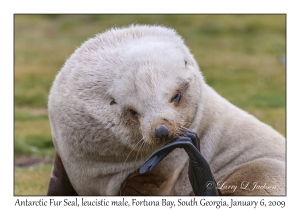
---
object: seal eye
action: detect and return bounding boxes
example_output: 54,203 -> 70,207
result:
171,92 -> 181,103
129,109 -> 139,117
184,60 -> 187,65
110,100 -> 116,105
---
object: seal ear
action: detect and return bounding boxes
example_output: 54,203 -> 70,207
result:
47,153 -> 78,196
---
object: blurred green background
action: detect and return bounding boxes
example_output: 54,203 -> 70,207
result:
14,14 -> 286,195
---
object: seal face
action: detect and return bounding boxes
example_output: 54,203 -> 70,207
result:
48,24 -> 285,196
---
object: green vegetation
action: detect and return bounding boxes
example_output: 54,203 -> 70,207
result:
14,164 -> 52,195
14,14 -> 286,195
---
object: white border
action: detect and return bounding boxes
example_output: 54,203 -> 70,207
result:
3,0 -> 299,209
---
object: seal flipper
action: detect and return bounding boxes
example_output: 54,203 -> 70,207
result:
139,132 -> 219,196
184,130 -> 199,150
139,147 -> 174,174
139,137 -> 192,174
47,153 -> 78,196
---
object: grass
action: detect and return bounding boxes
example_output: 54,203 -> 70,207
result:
14,14 -> 286,195
14,165 -> 52,195
14,107 -> 53,157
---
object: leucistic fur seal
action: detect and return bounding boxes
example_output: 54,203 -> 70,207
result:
47,24 -> 285,196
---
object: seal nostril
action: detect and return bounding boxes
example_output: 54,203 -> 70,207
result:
154,124 -> 169,139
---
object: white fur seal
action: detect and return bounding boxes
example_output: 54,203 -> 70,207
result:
47,24 -> 285,196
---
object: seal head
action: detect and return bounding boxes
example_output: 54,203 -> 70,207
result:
48,25 -> 204,195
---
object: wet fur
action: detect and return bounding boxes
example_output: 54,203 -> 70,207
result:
48,25 -> 285,195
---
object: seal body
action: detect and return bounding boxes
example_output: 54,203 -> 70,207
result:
48,25 -> 285,195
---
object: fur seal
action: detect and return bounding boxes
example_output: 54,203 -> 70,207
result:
47,24 -> 285,196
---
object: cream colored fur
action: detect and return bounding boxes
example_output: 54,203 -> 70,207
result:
48,24 -> 285,195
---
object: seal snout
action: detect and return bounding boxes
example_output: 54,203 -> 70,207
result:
154,124 -> 170,140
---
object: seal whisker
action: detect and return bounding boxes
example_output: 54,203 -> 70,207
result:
121,138 -> 144,174
135,139 -> 144,162
142,141 -> 154,161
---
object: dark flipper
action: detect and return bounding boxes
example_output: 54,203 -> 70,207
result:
139,132 -> 219,196
47,153 -> 78,196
